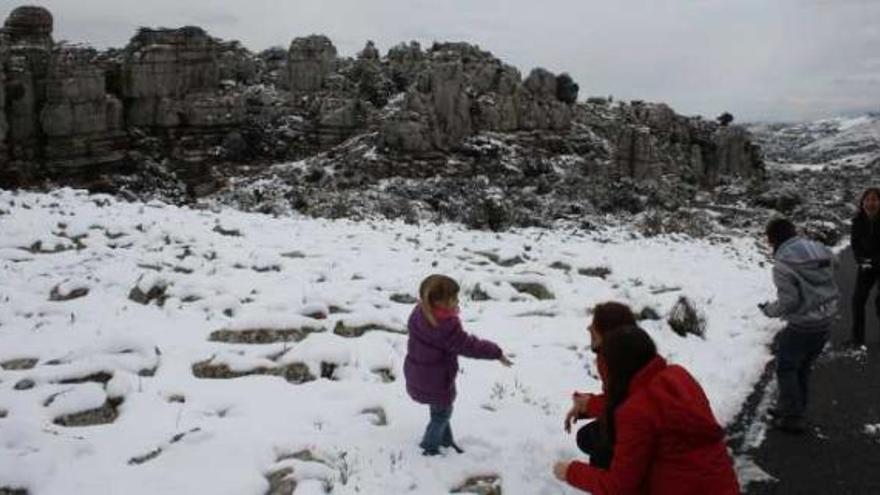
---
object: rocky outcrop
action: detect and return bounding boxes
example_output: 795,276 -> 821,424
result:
386,41 -> 426,92
0,42 -> 8,169
381,43 -> 576,153
122,27 -> 225,127
286,35 -> 336,92
1,7 -> 125,180
0,5 -> 768,229
358,40 -> 379,61
593,101 -> 763,186
3,5 -> 54,164
41,46 -> 126,172
3,5 -> 51,42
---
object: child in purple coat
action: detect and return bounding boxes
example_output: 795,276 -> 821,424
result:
404,274 -> 512,456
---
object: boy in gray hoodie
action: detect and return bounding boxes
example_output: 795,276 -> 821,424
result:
760,218 -> 839,434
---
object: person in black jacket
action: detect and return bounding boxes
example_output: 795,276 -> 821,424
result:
850,187 -> 880,346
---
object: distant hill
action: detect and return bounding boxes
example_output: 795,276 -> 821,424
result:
748,114 -> 880,168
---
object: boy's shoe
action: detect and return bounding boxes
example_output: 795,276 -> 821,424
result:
770,416 -> 807,435
444,441 -> 465,454
422,448 -> 441,456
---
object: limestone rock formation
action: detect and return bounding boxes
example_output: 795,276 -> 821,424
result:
286,35 -> 337,92
598,101 -> 763,186
41,46 -> 126,172
358,40 -> 379,61
381,43 -> 576,153
0,4 -> 769,230
1,6 -> 128,179
3,5 -> 54,163
0,41 -> 8,168
3,5 -> 52,42
122,26 -> 224,127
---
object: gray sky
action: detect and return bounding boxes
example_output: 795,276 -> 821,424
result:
6,0 -> 880,121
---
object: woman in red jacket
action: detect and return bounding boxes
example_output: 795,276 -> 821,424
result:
564,302 -> 636,468
554,325 -> 739,495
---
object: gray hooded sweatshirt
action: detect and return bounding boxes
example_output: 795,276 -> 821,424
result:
764,236 -> 839,330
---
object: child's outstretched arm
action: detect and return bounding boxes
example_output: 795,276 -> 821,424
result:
441,319 -> 503,360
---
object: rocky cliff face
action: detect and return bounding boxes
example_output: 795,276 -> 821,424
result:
380,43 -> 574,152
600,101 -> 761,185
0,5 -> 766,230
122,27 -> 225,128
3,6 -> 54,168
2,7 -> 126,182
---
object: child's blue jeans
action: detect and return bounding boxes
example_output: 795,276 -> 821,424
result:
419,404 -> 454,452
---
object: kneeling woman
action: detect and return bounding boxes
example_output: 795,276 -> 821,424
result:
554,325 -> 739,495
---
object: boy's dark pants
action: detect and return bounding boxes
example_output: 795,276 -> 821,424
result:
852,266 -> 880,345
576,420 -> 612,469
774,326 -> 829,419
420,405 -> 454,451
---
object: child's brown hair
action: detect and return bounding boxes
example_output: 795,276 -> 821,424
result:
419,274 -> 460,327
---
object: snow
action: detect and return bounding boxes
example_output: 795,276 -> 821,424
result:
751,114 -> 880,168
0,188 -> 778,494
837,116 -> 873,132
865,424 -> 880,440
801,116 -> 880,156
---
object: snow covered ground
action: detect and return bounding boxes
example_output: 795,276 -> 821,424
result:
0,189 -> 778,494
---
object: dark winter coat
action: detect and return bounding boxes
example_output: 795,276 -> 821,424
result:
404,306 -> 502,407
565,356 -> 739,495
851,213 -> 880,267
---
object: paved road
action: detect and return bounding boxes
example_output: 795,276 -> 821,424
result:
740,247 -> 880,494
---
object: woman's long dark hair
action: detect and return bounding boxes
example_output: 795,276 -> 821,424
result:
591,302 -> 637,338
600,325 -> 658,446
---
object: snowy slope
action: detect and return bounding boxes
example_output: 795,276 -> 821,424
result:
0,189 -> 777,495
749,114 -> 880,168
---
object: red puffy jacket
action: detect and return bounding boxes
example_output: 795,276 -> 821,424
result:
566,356 -> 739,495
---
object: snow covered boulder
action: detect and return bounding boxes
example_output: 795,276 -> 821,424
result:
510,281 -> 555,300
49,280 -> 90,301
1,358 -> 37,370
451,475 -> 502,495
128,273 -> 169,306
667,296 -> 707,338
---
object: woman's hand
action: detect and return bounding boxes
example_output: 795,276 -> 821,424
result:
564,405 -> 578,433
564,394 -> 592,433
553,460 -> 571,481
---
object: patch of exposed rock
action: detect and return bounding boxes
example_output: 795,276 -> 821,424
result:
510,281 -> 555,300
451,475 -> 502,495
208,327 -> 321,344
53,397 -> 122,427
1,358 -> 37,370
332,321 -> 404,338
192,359 -> 314,384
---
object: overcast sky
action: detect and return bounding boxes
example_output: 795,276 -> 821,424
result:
6,0 -> 880,121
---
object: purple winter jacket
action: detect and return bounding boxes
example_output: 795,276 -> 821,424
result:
404,306 -> 503,406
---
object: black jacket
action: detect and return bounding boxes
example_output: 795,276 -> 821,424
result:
851,214 -> 880,266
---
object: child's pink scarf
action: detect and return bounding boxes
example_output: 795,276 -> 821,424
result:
431,306 -> 460,322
